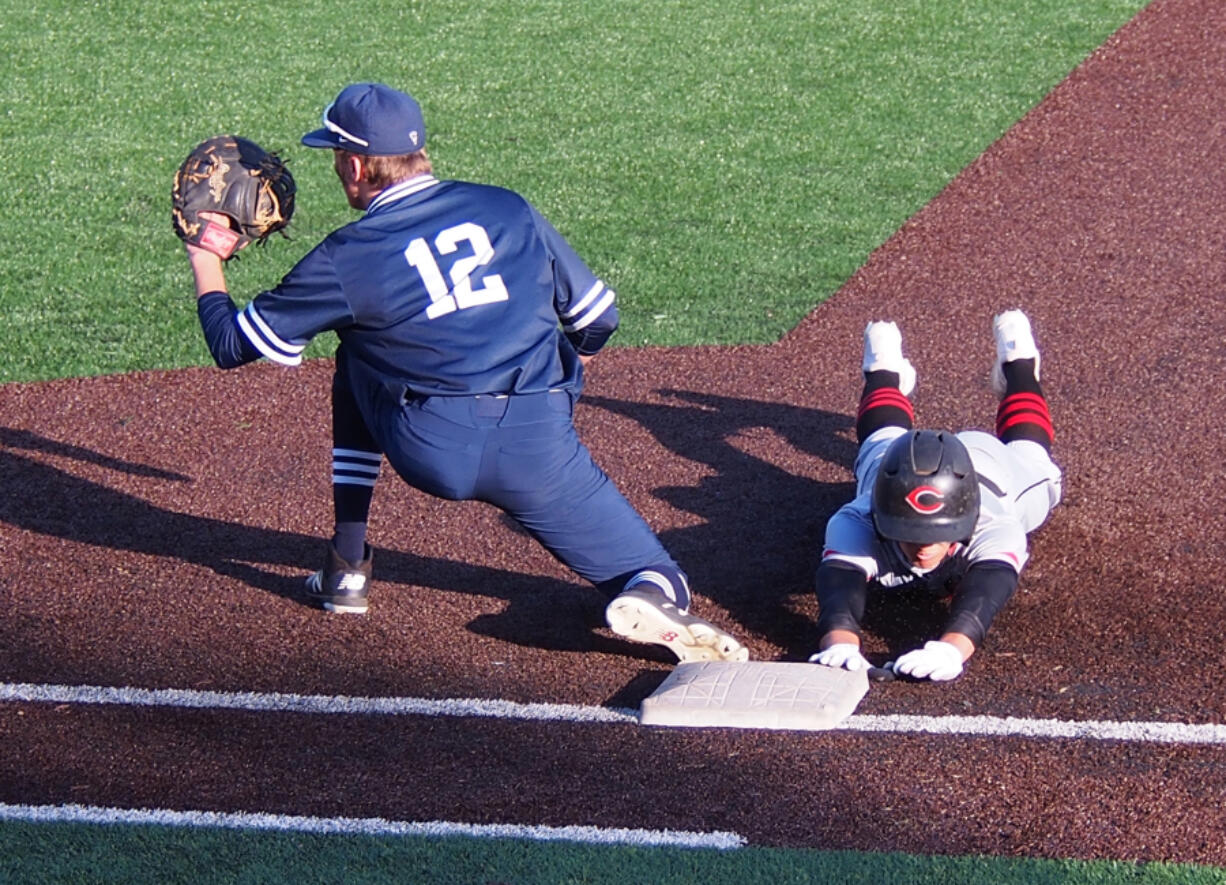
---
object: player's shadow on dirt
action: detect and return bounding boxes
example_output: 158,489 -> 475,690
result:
0,427 -> 192,482
0,433 -> 649,660
582,390 -> 858,659
0,403 -> 876,666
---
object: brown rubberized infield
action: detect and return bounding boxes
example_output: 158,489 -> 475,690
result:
3,0 -> 1226,865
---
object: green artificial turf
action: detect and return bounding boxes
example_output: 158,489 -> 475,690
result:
0,0 -> 1145,381
3,820 -> 1224,885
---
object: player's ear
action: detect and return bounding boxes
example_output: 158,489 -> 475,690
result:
334,150 -> 364,186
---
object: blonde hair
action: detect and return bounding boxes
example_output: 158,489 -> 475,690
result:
341,149 -> 432,190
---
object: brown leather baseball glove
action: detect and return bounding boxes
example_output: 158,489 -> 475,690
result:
171,135 -> 295,259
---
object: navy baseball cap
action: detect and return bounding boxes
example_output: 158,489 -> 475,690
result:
301,83 -> 426,155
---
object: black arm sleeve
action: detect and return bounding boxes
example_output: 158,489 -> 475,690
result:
815,559 -> 871,638
197,290 -> 263,369
943,561 -> 1020,648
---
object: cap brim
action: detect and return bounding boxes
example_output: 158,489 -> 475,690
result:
301,128 -> 342,148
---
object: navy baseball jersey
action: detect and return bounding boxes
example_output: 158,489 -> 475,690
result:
206,174 -> 618,397
194,170 -> 689,597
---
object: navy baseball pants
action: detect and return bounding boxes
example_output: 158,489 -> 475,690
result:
337,359 -> 684,600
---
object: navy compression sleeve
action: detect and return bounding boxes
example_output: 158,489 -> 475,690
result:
197,290 -> 263,369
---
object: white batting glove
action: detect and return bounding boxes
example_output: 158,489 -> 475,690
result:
892,640 -> 965,681
808,643 -> 870,672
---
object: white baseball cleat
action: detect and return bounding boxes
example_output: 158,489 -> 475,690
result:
605,587 -> 749,664
862,321 -> 916,396
990,309 -> 1041,396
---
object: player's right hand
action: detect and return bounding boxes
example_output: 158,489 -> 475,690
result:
808,642 -> 870,672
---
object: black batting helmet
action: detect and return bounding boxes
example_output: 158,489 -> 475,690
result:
872,430 -> 980,544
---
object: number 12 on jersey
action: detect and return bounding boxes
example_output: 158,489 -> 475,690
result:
405,222 -> 510,320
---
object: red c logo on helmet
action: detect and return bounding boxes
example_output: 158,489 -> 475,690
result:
905,485 -> 945,514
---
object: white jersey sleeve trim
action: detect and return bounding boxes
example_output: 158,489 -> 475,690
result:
237,304 -> 307,367
821,550 -> 878,580
560,280 -> 604,320
563,288 -> 616,333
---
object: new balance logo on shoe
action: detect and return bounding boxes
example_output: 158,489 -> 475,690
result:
303,541 -> 373,614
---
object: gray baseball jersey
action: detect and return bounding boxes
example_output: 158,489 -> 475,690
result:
822,427 -> 1063,588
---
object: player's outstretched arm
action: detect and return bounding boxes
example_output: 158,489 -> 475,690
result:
893,561 -> 1020,681
943,561 -> 1020,647
184,212 -> 265,370
811,560 -> 871,670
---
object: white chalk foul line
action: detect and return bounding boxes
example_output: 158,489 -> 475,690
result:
3,681 -> 1226,746
841,714 -> 1226,745
0,681 -> 636,724
0,802 -> 745,850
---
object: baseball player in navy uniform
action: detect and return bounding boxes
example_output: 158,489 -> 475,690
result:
181,82 -> 748,664
810,310 -> 1062,681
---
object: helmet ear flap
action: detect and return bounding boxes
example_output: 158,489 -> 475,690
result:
872,430 -> 980,543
